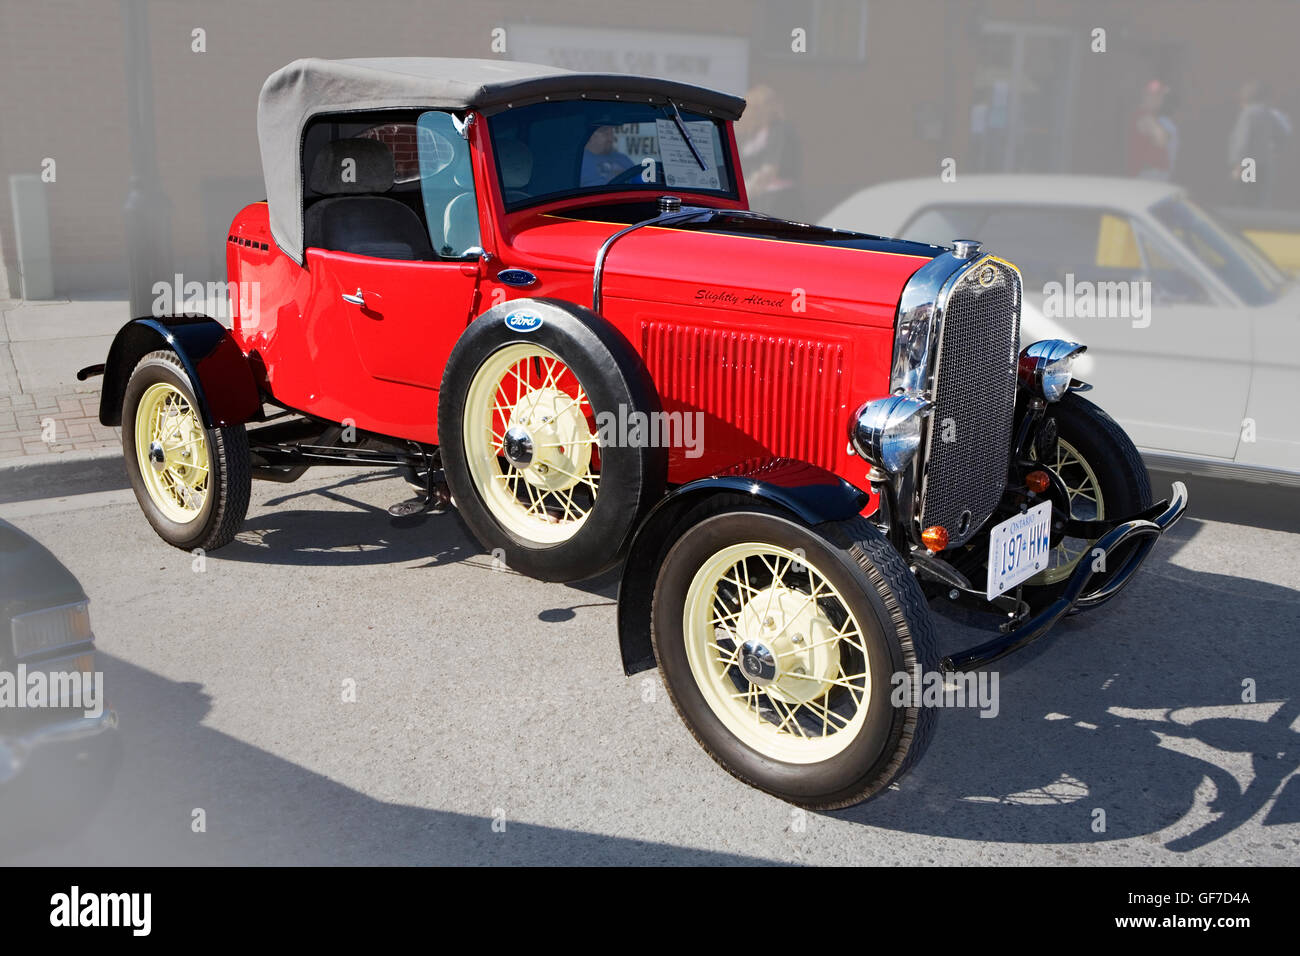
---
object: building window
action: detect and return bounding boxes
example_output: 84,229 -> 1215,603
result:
759,0 -> 869,62
358,122 -> 440,184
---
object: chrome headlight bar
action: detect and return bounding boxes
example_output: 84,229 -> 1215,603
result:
1018,339 -> 1086,402
849,395 -> 933,474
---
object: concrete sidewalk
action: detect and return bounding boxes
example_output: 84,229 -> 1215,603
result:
0,297 -> 129,463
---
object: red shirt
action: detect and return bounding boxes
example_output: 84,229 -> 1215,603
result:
1127,110 -> 1169,176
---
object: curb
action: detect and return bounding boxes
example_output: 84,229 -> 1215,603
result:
0,447 -> 128,504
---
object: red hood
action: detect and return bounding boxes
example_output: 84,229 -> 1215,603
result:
505,202 -> 940,330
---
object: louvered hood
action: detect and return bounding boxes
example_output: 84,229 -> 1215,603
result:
586,212 -> 941,477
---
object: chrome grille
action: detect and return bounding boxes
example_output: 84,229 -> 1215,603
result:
919,258 -> 1021,546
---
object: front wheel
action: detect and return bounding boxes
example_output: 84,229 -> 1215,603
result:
651,502 -> 940,808
1021,393 -> 1153,609
122,350 -> 250,551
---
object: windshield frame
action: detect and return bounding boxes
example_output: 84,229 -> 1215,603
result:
486,98 -> 741,213
1148,195 -> 1288,306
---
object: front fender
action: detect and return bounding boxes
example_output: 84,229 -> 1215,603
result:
616,458 -> 870,675
97,316 -> 260,428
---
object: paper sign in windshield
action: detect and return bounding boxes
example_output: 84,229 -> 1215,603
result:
654,118 -> 721,191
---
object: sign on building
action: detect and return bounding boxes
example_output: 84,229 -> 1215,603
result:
507,24 -> 749,96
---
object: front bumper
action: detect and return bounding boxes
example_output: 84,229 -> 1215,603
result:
0,708 -> 119,786
942,481 -> 1189,672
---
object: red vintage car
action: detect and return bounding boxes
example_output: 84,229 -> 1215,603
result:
84,58 -> 1186,808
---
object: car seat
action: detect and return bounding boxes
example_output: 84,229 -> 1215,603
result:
304,138 -> 434,260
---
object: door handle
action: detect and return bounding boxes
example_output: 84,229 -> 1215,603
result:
341,288 -> 366,306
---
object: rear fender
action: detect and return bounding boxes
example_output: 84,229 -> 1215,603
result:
97,316 -> 261,428
616,458 -> 870,675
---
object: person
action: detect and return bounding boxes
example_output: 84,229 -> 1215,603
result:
738,85 -> 803,220
1265,84 -> 1294,141
1227,81 -> 1291,206
580,126 -> 634,186
1126,79 -> 1172,180
1157,88 -> 1181,180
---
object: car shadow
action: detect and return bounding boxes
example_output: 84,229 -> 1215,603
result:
832,517 -> 1300,852
222,509 -> 477,569
180,470 -> 1298,854
3,652 -> 776,865
536,567 -> 621,622
228,471 -> 629,610
219,471 -> 478,569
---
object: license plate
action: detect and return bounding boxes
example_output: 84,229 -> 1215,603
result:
986,501 -> 1053,599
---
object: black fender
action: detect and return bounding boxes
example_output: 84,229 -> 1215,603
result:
94,316 -> 261,428
616,457 -> 871,675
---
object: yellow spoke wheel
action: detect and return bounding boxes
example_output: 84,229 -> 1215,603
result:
1030,437 -> 1105,585
134,381 -> 212,524
650,504 -> 940,808
683,542 -> 872,763
462,343 -> 599,545
1015,394 -> 1153,611
123,349 -> 250,552
439,301 -> 666,581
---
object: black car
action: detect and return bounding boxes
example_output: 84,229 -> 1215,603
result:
0,519 -> 119,856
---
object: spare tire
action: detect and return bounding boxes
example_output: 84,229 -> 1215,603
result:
438,299 -> 666,582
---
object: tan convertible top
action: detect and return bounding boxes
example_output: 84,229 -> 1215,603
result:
258,57 -> 747,263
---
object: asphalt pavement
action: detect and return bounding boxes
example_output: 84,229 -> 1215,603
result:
2,465 -> 1297,865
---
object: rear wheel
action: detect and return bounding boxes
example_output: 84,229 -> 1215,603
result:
122,350 -> 250,551
651,501 -> 940,808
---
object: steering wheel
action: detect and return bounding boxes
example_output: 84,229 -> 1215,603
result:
606,162 -> 659,187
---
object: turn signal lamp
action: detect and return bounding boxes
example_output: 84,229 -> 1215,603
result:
921,525 -> 949,552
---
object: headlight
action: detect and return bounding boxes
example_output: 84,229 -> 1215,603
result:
1018,339 -> 1086,402
850,395 -> 932,473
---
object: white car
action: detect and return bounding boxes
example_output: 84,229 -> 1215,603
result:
822,175 -> 1300,485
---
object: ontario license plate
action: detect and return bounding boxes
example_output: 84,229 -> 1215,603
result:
986,501 -> 1053,599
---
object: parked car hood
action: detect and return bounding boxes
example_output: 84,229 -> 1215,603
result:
0,520 -> 86,623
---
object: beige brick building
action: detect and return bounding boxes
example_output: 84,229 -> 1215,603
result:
1,0 -> 1296,298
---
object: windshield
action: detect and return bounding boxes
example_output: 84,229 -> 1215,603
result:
486,99 -> 736,211
1150,196 -> 1288,305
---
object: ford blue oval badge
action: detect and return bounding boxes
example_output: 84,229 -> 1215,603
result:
504,309 -> 543,333
497,268 -> 537,288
